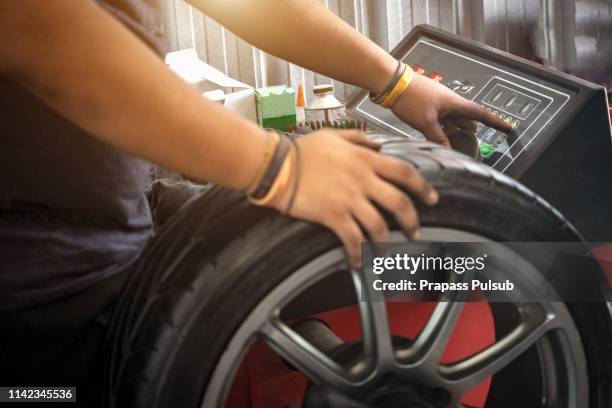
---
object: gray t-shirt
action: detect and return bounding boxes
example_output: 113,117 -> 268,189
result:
0,0 -> 168,310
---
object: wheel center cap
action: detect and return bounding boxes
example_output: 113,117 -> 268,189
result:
374,390 -> 435,408
370,382 -> 453,408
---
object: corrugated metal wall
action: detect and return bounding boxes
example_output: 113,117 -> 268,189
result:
163,0 -> 611,101
164,0 -> 470,101
535,0 -> 612,87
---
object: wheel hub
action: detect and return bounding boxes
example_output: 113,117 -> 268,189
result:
369,385 -> 446,408
303,378 -> 450,408
302,336 -> 452,408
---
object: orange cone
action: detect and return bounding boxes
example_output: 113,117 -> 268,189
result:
296,83 -> 306,126
296,83 -> 306,108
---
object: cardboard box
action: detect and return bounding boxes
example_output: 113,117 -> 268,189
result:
255,86 -> 296,131
224,89 -> 257,123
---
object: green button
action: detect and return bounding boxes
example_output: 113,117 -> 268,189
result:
480,143 -> 495,158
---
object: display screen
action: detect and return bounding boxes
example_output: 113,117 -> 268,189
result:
480,84 -> 540,120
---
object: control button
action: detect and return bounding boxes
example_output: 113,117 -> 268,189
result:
498,113 -> 505,120
413,65 -> 426,75
429,72 -> 445,82
481,127 -> 497,143
511,120 -> 519,129
480,143 -> 495,158
504,117 -> 512,125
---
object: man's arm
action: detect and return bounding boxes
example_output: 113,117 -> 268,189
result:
187,0 -> 397,96
0,0 -> 437,266
189,0 -> 511,145
0,0 -> 267,191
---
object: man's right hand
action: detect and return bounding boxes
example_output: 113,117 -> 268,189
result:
271,129 -> 439,267
392,73 -> 512,146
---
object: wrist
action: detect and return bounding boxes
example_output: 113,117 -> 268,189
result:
251,144 -> 295,209
370,63 -> 415,109
248,136 -> 300,213
247,133 -> 292,200
370,55 -> 401,95
244,131 -> 278,193
234,129 -> 274,192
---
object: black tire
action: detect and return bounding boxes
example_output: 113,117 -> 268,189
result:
104,137 -> 612,408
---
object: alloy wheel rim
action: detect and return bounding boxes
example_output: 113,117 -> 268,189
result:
202,228 -> 588,408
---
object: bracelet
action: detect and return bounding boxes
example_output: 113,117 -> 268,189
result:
284,138 -> 302,214
245,132 -> 278,193
248,134 -> 292,201
248,139 -> 295,207
380,64 -> 414,109
369,60 -> 405,105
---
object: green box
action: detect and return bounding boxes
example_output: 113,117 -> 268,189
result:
255,85 -> 296,131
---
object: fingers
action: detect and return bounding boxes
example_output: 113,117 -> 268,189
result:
337,130 -> 381,150
366,178 -> 420,239
442,122 -> 462,136
328,215 -> 365,267
456,100 -> 512,132
443,117 -> 477,132
423,123 -> 451,147
351,199 -> 389,242
373,155 -> 439,206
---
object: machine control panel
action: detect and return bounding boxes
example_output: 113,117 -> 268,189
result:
349,24 -> 612,241
351,34 -> 576,175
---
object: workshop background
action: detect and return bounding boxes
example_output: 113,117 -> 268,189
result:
163,0 -> 612,101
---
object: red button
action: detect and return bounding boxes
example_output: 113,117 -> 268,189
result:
429,72 -> 445,82
412,65 -> 426,75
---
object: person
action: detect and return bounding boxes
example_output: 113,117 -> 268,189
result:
0,0 -> 510,405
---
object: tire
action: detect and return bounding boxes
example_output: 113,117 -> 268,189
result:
104,136 -> 612,408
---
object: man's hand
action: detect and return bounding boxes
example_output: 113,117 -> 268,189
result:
272,129 -> 439,267
392,73 -> 512,146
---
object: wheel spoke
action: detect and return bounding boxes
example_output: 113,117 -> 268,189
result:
398,271 -> 469,366
351,267 -> 394,368
441,303 -> 556,394
261,319 -> 361,393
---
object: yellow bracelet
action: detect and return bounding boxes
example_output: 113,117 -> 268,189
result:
248,143 -> 295,207
245,132 -> 279,194
380,64 -> 414,109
